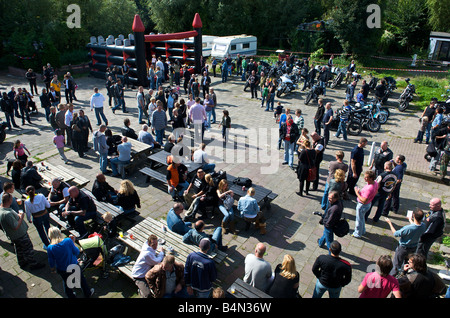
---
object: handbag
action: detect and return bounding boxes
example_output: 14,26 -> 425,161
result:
305,150 -> 316,182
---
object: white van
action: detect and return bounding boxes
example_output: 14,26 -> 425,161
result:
211,35 -> 258,58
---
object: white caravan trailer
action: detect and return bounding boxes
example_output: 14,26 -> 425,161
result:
211,35 -> 258,58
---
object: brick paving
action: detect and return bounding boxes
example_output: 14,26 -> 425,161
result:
0,70 -> 448,299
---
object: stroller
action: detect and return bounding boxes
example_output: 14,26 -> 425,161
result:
78,234 -> 109,277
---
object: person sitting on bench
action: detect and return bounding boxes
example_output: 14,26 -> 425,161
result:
62,186 -> 97,239
48,178 -> 70,216
237,187 -> 266,234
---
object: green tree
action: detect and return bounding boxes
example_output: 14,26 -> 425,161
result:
328,0 -> 384,55
426,0 -> 450,32
384,0 -> 429,53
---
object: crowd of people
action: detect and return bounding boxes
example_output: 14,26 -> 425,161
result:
0,54 -> 449,300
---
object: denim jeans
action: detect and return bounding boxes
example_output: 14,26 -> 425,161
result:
284,140 -> 295,168
110,157 -> 130,176
219,205 -> 234,223
265,93 -> 275,111
113,97 -> 126,112
32,213 -> 51,247
335,121 -> 348,140
67,206 -> 96,237
168,181 -> 189,199
353,202 -> 371,237
206,111 -> 212,128
155,129 -> 165,145
319,80 -> 327,95
99,152 -> 108,173
138,106 -> 144,123
366,192 -> 388,222
318,226 -> 334,252
94,107 -> 108,125
321,182 -> 330,211
312,279 -> 342,298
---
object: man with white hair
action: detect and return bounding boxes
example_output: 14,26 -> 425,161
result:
138,124 -> 160,149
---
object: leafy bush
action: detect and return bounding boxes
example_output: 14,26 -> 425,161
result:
310,48 -> 324,60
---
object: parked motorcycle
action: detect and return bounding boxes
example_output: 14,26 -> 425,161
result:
368,74 -> 378,91
330,67 -> 346,89
304,81 -> 324,105
347,105 -> 382,135
398,78 -> 415,112
382,77 -> 397,104
276,73 -> 298,97
0,120 -> 7,144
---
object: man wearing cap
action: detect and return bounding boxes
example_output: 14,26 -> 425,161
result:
184,238 -> 217,298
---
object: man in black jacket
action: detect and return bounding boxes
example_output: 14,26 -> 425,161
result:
312,241 -> 352,298
25,69 -> 38,95
417,198 -> 446,258
1,92 -> 19,129
314,98 -> 325,135
318,191 -> 343,251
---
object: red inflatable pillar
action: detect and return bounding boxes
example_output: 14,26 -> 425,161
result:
192,13 -> 203,74
132,14 -> 148,87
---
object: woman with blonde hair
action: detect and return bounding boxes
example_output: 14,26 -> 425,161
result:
216,179 -> 236,234
268,254 -> 300,298
47,227 -> 94,298
24,185 -> 51,249
116,180 -> 141,215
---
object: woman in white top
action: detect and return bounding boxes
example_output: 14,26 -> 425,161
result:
24,185 -> 51,248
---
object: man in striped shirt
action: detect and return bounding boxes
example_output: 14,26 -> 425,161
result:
335,100 -> 352,141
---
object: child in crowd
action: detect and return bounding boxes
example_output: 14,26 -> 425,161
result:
274,102 -> 284,123
53,129 -> 68,164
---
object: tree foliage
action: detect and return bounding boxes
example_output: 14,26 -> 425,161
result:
426,0 -> 450,33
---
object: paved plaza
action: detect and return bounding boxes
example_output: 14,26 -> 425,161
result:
0,69 -> 449,299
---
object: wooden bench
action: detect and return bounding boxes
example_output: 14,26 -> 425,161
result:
48,211 -> 80,238
140,167 -> 167,184
118,217 -> 227,267
55,165 -> 90,188
227,278 -> 272,298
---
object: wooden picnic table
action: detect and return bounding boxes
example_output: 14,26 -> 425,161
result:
38,161 -> 90,189
80,188 -> 124,221
147,150 -> 202,174
227,278 -> 272,298
225,174 -> 277,210
118,217 -> 226,265
128,138 -> 154,160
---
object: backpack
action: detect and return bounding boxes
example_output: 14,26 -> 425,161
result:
233,177 -> 252,188
333,219 -> 349,237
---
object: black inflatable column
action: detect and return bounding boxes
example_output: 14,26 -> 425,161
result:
132,14 -> 148,87
192,13 -> 203,74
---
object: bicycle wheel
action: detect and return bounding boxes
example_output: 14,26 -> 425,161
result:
347,120 -> 362,136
